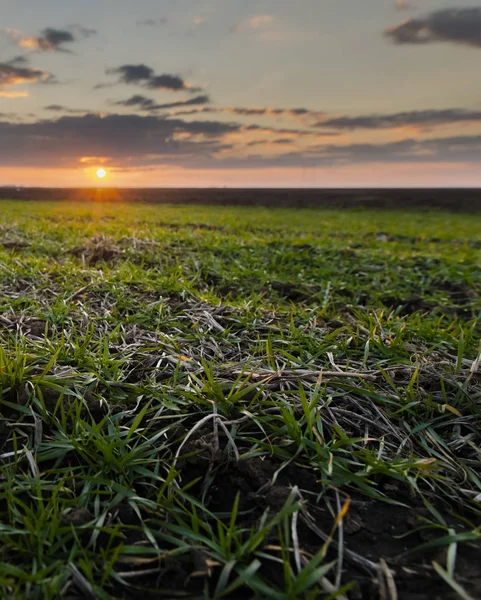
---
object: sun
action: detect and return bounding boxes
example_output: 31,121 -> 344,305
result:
96,168 -> 107,179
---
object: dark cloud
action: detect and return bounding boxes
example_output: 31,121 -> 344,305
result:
166,109 -> 336,138
229,107 -> 276,116
385,8 -> 481,48
0,113 -> 240,167
114,94 -> 210,111
158,96 -> 208,110
114,95 -> 157,109
147,74 -> 198,92
42,28 -> 74,49
0,61 -> 53,88
315,135 -> 481,164
107,64 -> 154,83
170,106 -> 321,121
1,111 -> 478,170
247,138 -> 293,147
317,108 -> 481,130
244,124 -> 339,138
106,64 -> 200,92
171,107 -> 216,116
207,135 -> 481,169
6,55 -> 29,66
93,82 -> 116,90
4,25 -> 96,53
44,105 -> 88,114
223,106 -> 313,117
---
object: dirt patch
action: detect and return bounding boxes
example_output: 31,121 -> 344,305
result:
157,222 -> 226,232
105,448 -> 481,599
0,316 -> 54,339
266,281 -> 317,303
61,507 -> 93,527
381,277 -> 478,318
201,276 -> 321,303
69,236 -> 122,265
431,278 -> 476,306
381,294 -> 435,315
2,385 -> 108,425
0,238 -> 31,250
171,419 -> 481,598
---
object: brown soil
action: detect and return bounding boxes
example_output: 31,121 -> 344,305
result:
57,434 -> 479,600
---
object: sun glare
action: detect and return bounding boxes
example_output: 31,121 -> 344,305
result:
96,168 -> 107,179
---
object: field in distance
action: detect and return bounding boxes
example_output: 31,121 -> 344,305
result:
0,199 -> 480,599
1,187 -> 481,211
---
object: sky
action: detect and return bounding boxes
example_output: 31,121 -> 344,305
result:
0,0 -> 480,187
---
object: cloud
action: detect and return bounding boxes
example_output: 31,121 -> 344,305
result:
107,64 -> 154,83
385,7 -> 481,48
231,14 -> 273,33
4,25 -> 96,53
247,138 -> 293,147
170,105 -> 322,123
106,64 -> 201,92
228,107 -> 285,116
114,94 -> 210,111
113,95 -> 156,110
166,113 -> 339,138
44,104 -> 88,114
171,105 -> 481,134
316,108 -> 481,130
229,106 -> 318,119
4,27 -> 74,53
6,55 -> 29,66
204,135 -> 481,169
243,125 -> 339,138
0,113 -> 240,168
4,28 -> 72,52
137,17 -> 168,27
0,90 -> 29,98
0,112 -> 479,170
313,135 -> 481,164
147,74 -> 198,92
0,60 -> 54,89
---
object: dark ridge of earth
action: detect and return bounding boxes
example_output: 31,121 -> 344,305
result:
0,187 -> 480,211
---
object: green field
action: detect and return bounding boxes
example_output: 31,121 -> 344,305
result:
0,200 -> 480,599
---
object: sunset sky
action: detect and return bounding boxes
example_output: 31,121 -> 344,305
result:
0,0 -> 480,187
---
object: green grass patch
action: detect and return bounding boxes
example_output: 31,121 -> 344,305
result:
0,200 -> 480,599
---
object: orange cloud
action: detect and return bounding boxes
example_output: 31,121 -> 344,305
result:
0,90 -> 28,97
0,61 -> 53,89
79,156 -> 111,165
5,29 -> 56,52
3,26 -> 85,53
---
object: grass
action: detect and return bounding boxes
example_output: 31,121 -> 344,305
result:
0,199 -> 480,599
